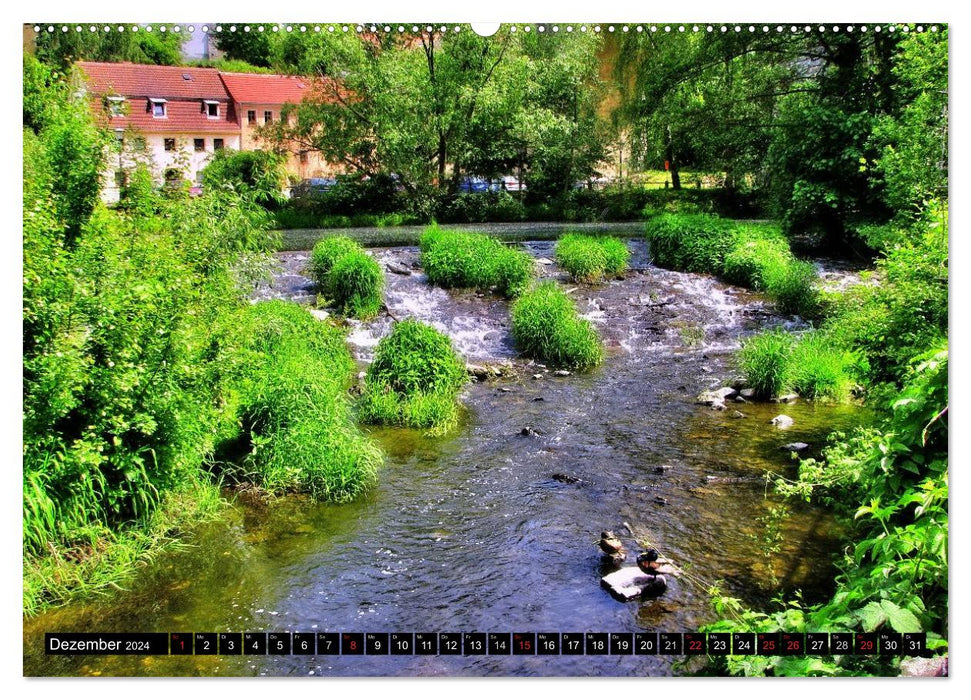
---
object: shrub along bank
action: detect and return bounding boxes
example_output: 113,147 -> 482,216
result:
645,213 -> 819,319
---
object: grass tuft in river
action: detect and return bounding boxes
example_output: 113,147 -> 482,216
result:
419,224 -> 534,298
309,236 -> 385,319
214,301 -> 383,500
511,281 -> 604,370
555,233 -> 631,283
358,319 -> 468,435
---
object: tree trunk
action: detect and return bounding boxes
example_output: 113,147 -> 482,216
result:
438,133 -> 447,186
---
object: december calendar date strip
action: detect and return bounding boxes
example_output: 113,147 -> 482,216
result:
44,632 -> 928,656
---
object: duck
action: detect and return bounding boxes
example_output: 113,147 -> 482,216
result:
636,548 -> 662,575
599,531 -> 625,555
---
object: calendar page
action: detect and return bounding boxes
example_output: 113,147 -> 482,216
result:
20,10 -> 949,681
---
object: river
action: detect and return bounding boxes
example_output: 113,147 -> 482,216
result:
24,233 -> 871,677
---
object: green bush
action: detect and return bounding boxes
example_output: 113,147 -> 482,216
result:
511,281 -> 603,369
739,329 -> 858,401
722,237 -> 792,290
201,149 -> 287,205
309,236 -> 384,319
788,332 -> 859,401
823,205 -> 948,384
645,213 -> 741,273
329,250 -> 385,319
419,225 -> 533,297
310,235 -> 360,284
765,259 -> 820,318
555,234 -> 630,283
221,301 -> 382,501
358,319 -> 467,434
738,329 -> 795,398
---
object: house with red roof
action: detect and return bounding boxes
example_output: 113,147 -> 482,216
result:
78,62 -> 241,201
219,71 -> 341,181
77,61 -> 342,201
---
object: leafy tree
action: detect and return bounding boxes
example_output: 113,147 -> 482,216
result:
34,25 -> 184,68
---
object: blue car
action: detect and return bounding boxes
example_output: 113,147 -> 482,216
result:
459,177 -> 500,193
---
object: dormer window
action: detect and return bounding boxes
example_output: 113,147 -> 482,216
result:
150,98 -> 167,118
107,96 -> 125,117
204,100 -> 219,119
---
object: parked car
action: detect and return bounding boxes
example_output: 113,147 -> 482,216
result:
458,177 -> 499,193
500,175 -> 526,192
290,177 -> 338,198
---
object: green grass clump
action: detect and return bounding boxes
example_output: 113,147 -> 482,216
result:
765,259 -> 819,318
329,250 -> 385,319
220,301 -> 383,501
739,328 -> 857,401
738,329 -> 796,398
309,236 -> 384,319
645,213 -> 741,272
358,319 -> 467,434
722,238 -> 793,290
511,281 -> 604,369
555,233 -> 630,283
419,224 -> 534,297
788,332 -> 859,401
310,235 -> 360,281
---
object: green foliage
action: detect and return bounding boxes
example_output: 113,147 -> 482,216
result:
555,234 -> 630,283
420,225 -> 534,298
328,250 -> 385,319
309,236 -> 385,319
738,329 -> 796,399
870,29 -> 949,219
722,237 -> 792,290
645,213 -> 740,273
824,204 -> 947,384
706,349 -> 948,676
510,282 -> 603,369
738,329 -> 858,402
201,149 -> 288,205
218,301 -> 383,500
358,320 -> 467,434
310,235 -> 361,282
35,24 -> 184,68
764,259 -> 820,318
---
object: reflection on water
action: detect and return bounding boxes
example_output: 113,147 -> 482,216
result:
24,233 -> 872,677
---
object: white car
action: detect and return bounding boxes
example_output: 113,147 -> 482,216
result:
501,175 -> 526,192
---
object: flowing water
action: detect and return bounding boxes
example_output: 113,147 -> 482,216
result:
24,233 -> 872,677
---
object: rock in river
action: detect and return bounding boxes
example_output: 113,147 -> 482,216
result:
781,442 -> 809,453
601,567 -> 668,601
771,414 -> 794,428
696,387 -> 737,405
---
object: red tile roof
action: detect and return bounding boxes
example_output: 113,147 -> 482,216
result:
78,61 -> 238,134
218,72 -> 317,105
78,61 -> 229,100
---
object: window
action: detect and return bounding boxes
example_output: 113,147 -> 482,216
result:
164,138 -> 176,152
163,168 -> 181,185
247,110 -> 256,125
194,138 -> 206,152
299,151 -> 309,164
150,99 -> 166,118
213,138 -> 224,151
205,101 -> 219,118
264,110 -> 273,123
114,170 -> 126,188
114,129 -> 125,150
108,96 -> 125,117
132,136 -> 146,152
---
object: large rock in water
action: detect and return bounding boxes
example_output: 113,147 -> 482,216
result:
601,567 -> 667,601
